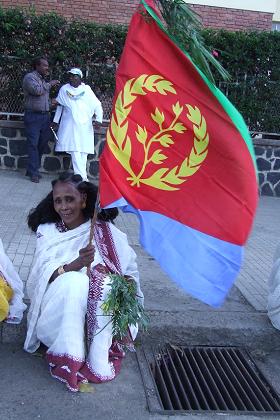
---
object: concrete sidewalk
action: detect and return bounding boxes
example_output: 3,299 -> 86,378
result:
1,169 -> 279,311
1,169 -> 280,420
236,195 -> 280,311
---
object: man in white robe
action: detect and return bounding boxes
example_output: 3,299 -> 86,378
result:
52,68 -> 103,180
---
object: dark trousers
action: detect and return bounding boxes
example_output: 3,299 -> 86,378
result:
24,111 -> 51,177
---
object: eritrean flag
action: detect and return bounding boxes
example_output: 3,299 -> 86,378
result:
99,0 -> 258,307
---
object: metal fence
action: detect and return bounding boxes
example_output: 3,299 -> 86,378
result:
0,57 -> 279,133
0,57 -> 113,121
218,76 -> 280,133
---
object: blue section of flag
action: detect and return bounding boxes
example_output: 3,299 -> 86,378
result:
106,198 -> 243,307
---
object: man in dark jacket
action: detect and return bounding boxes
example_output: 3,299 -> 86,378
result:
23,57 -> 59,183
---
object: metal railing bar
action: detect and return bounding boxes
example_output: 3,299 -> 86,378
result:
159,349 -> 183,410
153,356 -> 174,410
184,348 -> 218,410
198,348 -> 236,410
223,349 -> 266,411
217,349 -> 257,411
207,348 -> 244,410
235,350 -> 280,410
193,348 -> 228,410
171,347 -> 201,410
180,349 -> 210,410
165,347 -> 192,410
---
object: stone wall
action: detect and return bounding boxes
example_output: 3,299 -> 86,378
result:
254,138 -> 280,196
0,120 -> 104,181
1,120 -> 280,196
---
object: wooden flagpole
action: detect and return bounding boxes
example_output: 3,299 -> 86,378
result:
87,188 -> 100,276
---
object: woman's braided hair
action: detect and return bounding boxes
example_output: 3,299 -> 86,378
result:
27,172 -> 118,232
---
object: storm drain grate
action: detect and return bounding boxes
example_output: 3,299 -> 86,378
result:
141,345 -> 280,415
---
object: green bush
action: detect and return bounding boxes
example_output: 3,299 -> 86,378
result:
0,6 -> 126,95
202,30 -> 280,132
0,7 -> 279,131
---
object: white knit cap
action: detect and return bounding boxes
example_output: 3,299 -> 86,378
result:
67,68 -> 83,78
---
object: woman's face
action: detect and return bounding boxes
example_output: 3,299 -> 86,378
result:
53,181 -> 86,230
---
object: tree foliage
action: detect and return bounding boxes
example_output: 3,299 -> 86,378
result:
0,6 -> 126,94
202,29 -> 280,132
0,6 -> 279,131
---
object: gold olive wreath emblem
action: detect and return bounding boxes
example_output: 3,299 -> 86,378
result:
107,74 -> 209,191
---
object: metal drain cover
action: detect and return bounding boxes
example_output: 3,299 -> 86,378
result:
137,345 -> 280,415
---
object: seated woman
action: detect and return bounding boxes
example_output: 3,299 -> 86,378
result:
0,238 -> 26,324
24,172 -> 143,392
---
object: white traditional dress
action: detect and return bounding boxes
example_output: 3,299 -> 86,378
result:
53,83 -> 103,180
24,219 -> 143,392
0,239 -> 26,323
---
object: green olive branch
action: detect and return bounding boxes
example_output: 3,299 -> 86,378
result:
128,110 -> 183,186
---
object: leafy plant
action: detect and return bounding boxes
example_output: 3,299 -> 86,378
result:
101,274 -> 149,340
155,0 -> 230,83
0,6 -> 280,131
202,29 -> 280,131
0,6 -> 126,93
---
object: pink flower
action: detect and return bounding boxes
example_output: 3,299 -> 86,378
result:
212,50 -> 219,58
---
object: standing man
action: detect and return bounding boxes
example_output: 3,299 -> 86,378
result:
23,57 -> 60,183
52,68 -> 103,181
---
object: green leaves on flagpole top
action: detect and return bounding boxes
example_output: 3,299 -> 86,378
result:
154,0 -> 230,84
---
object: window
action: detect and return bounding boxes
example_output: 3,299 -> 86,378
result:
272,21 -> 280,30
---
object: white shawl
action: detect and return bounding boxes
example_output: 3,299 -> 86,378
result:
24,220 -> 142,353
55,83 -> 103,125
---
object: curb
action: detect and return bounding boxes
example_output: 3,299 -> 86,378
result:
2,308 -> 280,353
140,310 -> 280,352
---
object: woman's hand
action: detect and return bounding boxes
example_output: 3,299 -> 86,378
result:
124,275 -> 134,282
78,244 -> 95,267
49,244 -> 96,283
